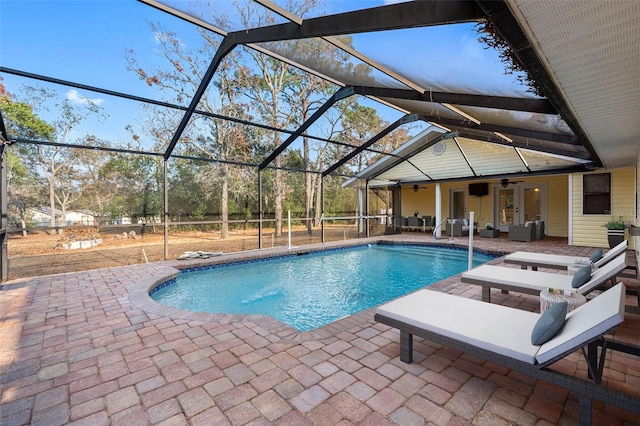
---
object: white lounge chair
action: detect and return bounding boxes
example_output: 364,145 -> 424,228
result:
504,240 -> 628,271
461,253 -> 626,303
375,283 -> 638,424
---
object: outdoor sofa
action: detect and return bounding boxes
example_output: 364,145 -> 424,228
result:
375,283 -> 640,424
508,221 -> 537,242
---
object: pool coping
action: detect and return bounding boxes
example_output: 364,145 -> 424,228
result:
128,236 -> 507,343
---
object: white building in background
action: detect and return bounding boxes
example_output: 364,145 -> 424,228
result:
27,207 -> 98,227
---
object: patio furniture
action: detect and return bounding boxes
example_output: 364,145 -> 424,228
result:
375,283 -> 636,424
504,240 -> 628,271
422,215 -> 434,231
539,288 -> 587,313
535,220 -> 545,240
461,253 -> 627,305
508,222 -> 536,242
406,215 -> 423,231
449,218 -> 477,237
479,228 -> 500,238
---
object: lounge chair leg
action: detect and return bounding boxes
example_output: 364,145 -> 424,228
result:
400,331 -> 413,363
578,394 -> 592,426
482,286 -> 491,303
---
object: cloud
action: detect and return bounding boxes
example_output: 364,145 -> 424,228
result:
66,89 -> 104,106
153,30 -> 184,48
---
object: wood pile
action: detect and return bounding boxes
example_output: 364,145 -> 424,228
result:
57,227 -> 100,243
53,227 -> 101,249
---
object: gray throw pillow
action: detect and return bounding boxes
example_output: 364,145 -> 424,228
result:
531,302 -> 568,345
589,249 -> 603,263
571,265 -> 591,288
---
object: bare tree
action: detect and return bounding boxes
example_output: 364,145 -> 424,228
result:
127,23 -> 254,239
16,86 -> 105,233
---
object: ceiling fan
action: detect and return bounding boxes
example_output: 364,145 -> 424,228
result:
500,178 -> 524,188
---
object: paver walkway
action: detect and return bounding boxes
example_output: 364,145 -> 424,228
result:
1,234 -> 639,425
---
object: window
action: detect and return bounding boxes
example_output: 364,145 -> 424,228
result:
583,173 -> 611,214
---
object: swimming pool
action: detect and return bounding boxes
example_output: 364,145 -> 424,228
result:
150,244 -> 495,331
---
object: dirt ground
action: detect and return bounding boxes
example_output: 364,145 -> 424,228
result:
6,225 -> 373,280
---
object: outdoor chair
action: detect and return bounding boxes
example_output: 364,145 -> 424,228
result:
461,253 -> 627,305
450,218 -> 477,237
508,222 -> 536,242
504,240 -> 628,271
375,283 -> 637,424
535,220 -> 545,240
406,216 -> 422,231
422,215 -> 434,231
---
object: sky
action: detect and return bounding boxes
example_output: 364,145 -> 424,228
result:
0,0 -> 528,153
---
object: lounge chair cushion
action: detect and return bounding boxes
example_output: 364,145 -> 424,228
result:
531,302 -> 567,345
590,249 -> 603,262
571,265 -> 591,288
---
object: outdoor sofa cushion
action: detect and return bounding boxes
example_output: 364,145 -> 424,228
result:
571,265 -> 591,288
590,249 -> 603,263
531,302 -> 567,345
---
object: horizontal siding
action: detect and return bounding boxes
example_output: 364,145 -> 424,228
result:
546,175 -> 569,237
571,167 -> 635,248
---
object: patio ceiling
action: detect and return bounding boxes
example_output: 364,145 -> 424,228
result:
2,1 -> 637,180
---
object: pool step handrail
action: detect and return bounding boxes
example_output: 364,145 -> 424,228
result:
433,217 -> 452,240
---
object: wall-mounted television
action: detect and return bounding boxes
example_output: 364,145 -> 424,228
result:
469,182 -> 489,197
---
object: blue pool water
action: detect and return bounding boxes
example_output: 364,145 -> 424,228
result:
151,244 -> 495,331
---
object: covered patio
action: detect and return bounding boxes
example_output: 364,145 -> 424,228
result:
1,236 -> 639,425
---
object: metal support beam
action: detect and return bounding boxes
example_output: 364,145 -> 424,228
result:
320,176 -> 325,243
413,114 -> 579,145
0,146 -> 7,281
164,37 -> 236,160
351,86 -> 556,114
323,114 -> 420,177
258,169 -> 263,249
365,180 -> 370,238
0,67 -> 343,148
1,111 -> 8,280
163,159 -> 169,260
259,86 -> 353,170
454,130 -> 591,161
229,1 -> 483,44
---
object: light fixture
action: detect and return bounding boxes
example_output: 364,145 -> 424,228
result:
413,184 -> 419,192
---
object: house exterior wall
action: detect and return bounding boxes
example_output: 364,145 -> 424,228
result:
26,209 -> 96,227
571,167 -> 635,248
400,175 -> 569,237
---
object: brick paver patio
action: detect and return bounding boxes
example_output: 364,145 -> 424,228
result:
1,234 -> 639,425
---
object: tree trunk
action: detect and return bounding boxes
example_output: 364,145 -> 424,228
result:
48,177 -> 57,235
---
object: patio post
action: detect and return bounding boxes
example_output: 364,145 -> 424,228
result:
258,169 -> 262,249
435,183 -> 442,238
163,159 -> 169,260
0,146 -> 7,280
